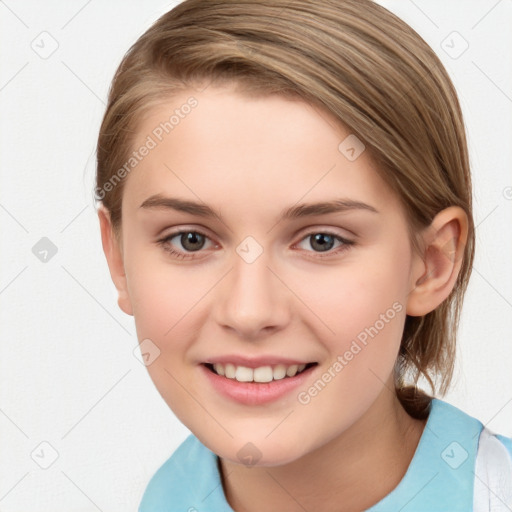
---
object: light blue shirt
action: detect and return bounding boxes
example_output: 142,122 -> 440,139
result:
139,399 -> 512,511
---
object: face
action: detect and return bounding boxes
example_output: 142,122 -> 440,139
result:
107,84 -> 425,466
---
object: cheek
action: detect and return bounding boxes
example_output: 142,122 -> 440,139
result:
288,246 -> 410,405
351,255 -> 410,380
293,250 -> 409,342
123,243 -> 203,350
123,249 -> 208,412
290,262 -> 408,425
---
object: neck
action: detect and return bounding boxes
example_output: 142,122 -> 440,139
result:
218,381 -> 428,512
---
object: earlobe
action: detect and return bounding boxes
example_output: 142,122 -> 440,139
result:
406,206 -> 468,317
97,205 -> 133,316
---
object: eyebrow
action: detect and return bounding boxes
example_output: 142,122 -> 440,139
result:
139,194 -> 378,222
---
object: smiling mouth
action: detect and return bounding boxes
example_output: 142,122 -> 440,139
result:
203,362 -> 318,383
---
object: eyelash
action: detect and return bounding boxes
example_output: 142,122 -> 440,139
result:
157,229 -> 355,260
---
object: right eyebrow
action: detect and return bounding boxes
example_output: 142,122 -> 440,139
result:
139,195 -> 224,222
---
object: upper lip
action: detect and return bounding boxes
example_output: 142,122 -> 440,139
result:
203,355 -> 317,368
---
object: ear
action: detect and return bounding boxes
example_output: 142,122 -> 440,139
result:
406,206 -> 468,316
97,205 -> 133,316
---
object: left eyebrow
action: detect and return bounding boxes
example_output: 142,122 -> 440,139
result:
139,194 -> 379,222
279,199 -> 378,220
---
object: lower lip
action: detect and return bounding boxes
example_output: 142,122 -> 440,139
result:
200,363 -> 317,405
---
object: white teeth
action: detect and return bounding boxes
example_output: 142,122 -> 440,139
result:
235,366 -> 253,382
272,364 -> 287,380
286,364 -> 299,377
209,362 -> 312,382
224,363 -> 236,379
213,363 -> 225,376
253,366 -> 273,383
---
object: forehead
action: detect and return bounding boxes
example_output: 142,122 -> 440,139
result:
122,85 -> 401,224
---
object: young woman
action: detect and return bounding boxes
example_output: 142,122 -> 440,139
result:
95,0 -> 512,510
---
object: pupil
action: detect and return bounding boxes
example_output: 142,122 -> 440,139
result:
311,233 -> 334,252
182,232 -> 205,251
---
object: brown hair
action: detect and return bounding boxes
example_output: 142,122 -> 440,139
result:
96,0 -> 475,418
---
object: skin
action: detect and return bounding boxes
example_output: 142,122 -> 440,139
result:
98,84 -> 468,511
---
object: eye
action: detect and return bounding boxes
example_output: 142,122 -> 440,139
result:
157,229 -> 355,260
157,230 -> 214,259
295,231 -> 354,257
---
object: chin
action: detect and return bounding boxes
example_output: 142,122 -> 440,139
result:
202,433 -> 312,468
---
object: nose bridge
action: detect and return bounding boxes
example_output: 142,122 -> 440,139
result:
214,241 -> 289,337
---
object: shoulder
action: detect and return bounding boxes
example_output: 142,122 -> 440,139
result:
429,398 -> 512,460
431,399 -> 512,510
431,399 -> 512,456
138,434 -> 231,512
496,433 -> 512,459
474,427 -> 512,509
138,434 -> 202,511
369,398 -> 511,511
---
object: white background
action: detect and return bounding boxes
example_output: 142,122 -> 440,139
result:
0,1 -> 511,510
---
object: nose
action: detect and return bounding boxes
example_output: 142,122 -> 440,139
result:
213,250 -> 291,340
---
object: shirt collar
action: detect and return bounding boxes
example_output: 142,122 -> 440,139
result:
140,398 -> 483,511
